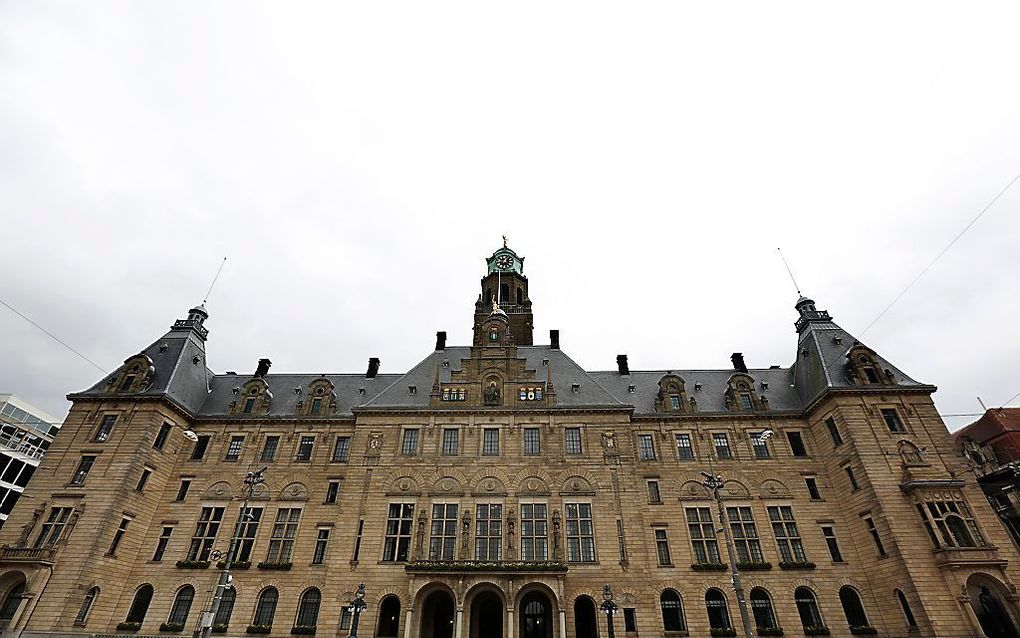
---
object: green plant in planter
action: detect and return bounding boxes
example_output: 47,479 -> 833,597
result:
850,626 -> 878,635
159,622 -> 185,632
804,626 -> 831,636
291,626 -> 317,635
116,622 -> 141,632
691,562 -> 728,571
217,560 -> 251,569
211,624 -> 229,633
710,629 -> 738,637
246,625 -> 272,634
737,561 -> 773,571
257,561 -> 293,570
757,627 -> 784,636
174,559 -> 211,569
777,560 -> 816,570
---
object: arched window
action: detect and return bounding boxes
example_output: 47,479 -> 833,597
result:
516,287 -> 524,305
167,585 -> 195,626
705,589 -> 731,630
839,587 -> 870,629
213,587 -> 236,628
795,587 -> 823,629
895,589 -> 918,629
377,596 -> 401,637
296,588 -> 321,628
0,583 -> 26,621
253,588 -> 279,628
750,588 -> 777,630
75,586 -> 100,625
660,589 -> 686,631
946,515 -> 976,547
125,585 -> 154,624
500,283 -> 510,304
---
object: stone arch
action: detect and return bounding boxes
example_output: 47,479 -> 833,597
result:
720,478 -> 750,499
555,467 -> 601,491
516,473 -> 552,495
470,467 -> 512,495
561,475 -> 595,494
967,572 -> 1020,638
567,588 -> 602,606
203,481 -> 234,501
278,482 -> 309,501
759,478 -> 792,499
515,581 -> 561,609
383,468 -> 428,493
374,586 -> 410,609
678,479 -> 712,499
465,581 -> 505,606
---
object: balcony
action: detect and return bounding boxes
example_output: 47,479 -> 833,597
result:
932,545 -> 1006,569
0,545 -> 56,564
405,560 -> 567,574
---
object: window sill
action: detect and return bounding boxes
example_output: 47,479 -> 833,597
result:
777,560 -> 816,570
256,561 -> 293,570
657,563 -> 675,568
691,562 -> 728,571
175,560 -> 211,569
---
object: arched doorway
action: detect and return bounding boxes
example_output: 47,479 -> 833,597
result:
420,590 -> 455,638
377,596 -> 401,638
968,574 -> 1020,638
574,596 -> 598,638
470,589 -> 504,638
520,591 -> 552,638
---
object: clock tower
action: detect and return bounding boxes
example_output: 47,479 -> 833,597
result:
473,241 -> 534,345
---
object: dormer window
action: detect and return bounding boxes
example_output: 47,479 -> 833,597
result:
119,375 -> 136,392
656,376 -> 692,413
243,398 -> 256,414
310,398 -> 322,414
847,346 -> 894,386
726,374 -> 764,412
299,379 -> 336,416
489,327 -> 499,342
740,393 -> 754,410
232,379 -> 272,416
109,355 -> 155,394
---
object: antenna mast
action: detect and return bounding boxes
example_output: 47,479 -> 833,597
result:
777,248 -> 801,295
203,257 -> 228,304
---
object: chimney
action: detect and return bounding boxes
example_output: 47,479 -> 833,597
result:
731,352 -> 748,374
550,330 -> 560,350
366,357 -> 380,379
254,358 -> 271,378
435,331 -> 447,351
617,354 -> 630,375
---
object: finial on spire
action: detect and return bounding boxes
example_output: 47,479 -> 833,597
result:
502,234 -> 508,249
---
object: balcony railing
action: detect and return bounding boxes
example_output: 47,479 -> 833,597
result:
405,560 -> 567,573
0,545 -> 56,563
932,545 -> 1005,568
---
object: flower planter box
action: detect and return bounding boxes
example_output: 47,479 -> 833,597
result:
691,562 -> 729,571
737,561 -> 773,571
257,561 -> 293,570
175,560 -> 211,569
217,560 -> 251,569
711,629 -> 737,637
291,626 -> 317,635
777,561 -> 816,570
804,626 -> 831,636
116,622 -> 141,632
850,627 -> 878,635
212,624 -> 229,634
757,628 -> 784,636
159,623 -> 184,633
247,625 -> 272,634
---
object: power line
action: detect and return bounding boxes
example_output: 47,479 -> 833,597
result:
1002,389 -> 1020,407
861,169 -> 1020,336
0,296 -> 109,374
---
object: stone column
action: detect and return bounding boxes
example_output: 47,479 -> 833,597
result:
958,595 -> 987,637
507,606 -> 515,638
558,609 -> 566,638
403,608 -> 414,638
455,606 -> 464,638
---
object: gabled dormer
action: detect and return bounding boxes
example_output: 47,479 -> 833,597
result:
846,344 -> 896,386
655,374 -> 695,413
296,377 -> 337,416
106,354 -> 155,394
725,373 -> 768,412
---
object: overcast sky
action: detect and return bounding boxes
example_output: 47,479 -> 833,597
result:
2,2 -> 1019,430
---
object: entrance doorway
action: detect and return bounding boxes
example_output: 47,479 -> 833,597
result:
420,590 -> 456,638
470,590 -> 504,638
574,596 -> 598,638
520,591 -> 553,638
968,574 -> 1020,638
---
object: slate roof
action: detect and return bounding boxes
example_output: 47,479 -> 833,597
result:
198,373 -> 402,417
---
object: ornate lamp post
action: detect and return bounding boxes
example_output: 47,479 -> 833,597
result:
600,585 -> 618,638
347,583 -> 368,638
198,466 -> 267,638
700,429 -> 773,638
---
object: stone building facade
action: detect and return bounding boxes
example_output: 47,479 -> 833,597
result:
0,244 -> 1018,638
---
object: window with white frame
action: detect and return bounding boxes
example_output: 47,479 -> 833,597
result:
383,504 -> 414,562
675,433 -> 694,460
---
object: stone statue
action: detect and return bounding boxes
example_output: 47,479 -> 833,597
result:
506,507 -> 516,553
414,511 -> 426,560
552,508 -> 562,560
17,503 -> 46,547
484,382 -> 501,405
459,508 -> 471,559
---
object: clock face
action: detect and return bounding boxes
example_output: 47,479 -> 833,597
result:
495,255 -> 513,270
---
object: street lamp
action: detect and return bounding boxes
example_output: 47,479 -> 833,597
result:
198,466 -> 267,638
699,429 -> 773,638
347,583 -> 368,638
600,585 -> 618,638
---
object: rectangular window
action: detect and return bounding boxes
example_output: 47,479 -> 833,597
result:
482,428 -> 500,456
624,609 -> 637,633
325,480 -> 341,505
311,528 -> 330,565
786,431 -> 808,457
523,428 -> 541,455
135,468 -> 152,492
675,433 -> 694,460
190,435 -> 211,460
401,429 -> 419,456
119,375 -> 135,392
686,507 -> 720,564
383,504 -> 414,562
821,525 -> 844,562
565,502 -> 595,562
638,434 -> 656,461
520,503 -> 548,561
339,609 -> 352,631
261,435 -> 280,462
429,503 -> 459,560
265,508 -> 301,563
295,436 -> 315,462
654,528 -> 672,566
175,479 -> 192,502
34,507 -> 73,548
805,477 -> 821,500
153,422 -> 173,450
564,428 -> 582,455
647,480 -> 661,504
70,455 -> 96,485
242,397 -> 256,414
310,398 -> 323,415
740,393 -> 754,410
352,519 -> 364,562
442,429 -> 459,456
915,498 -> 985,549
863,515 -> 887,556
153,526 -> 173,561
825,417 -> 843,446
844,464 -> 860,491
670,395 -> 681,410
475,503 -> 503,560
186,506 -> 225,561
882,408 -> 906,433
727,506 -> 764,563
768,506 -> 807,562
751,431 -> 770,459
616,519 -> 627,564
107,517 -> 131,555
332,436 -> 350,463
713,433 -> 732,460
233,506 -> 263,563
225,435 -> 245,461
94,415 -> 117,442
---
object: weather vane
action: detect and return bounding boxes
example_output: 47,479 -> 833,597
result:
502,234 -> 507,248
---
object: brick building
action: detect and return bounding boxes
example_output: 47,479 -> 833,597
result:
1,243 -> 1018,638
